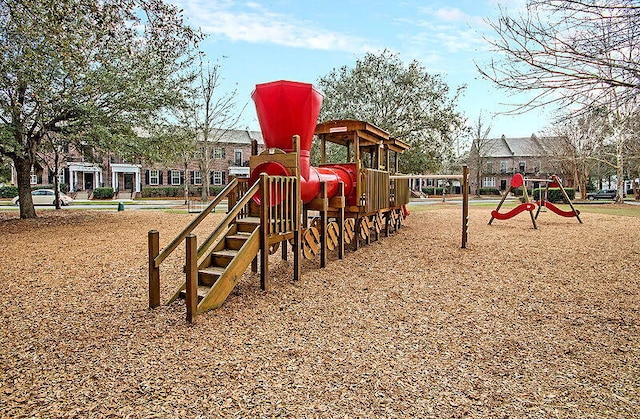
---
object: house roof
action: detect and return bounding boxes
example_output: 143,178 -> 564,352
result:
480,134 -> 556,158
206,128 -> 264,145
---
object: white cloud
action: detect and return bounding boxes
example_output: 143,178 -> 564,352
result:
169,0 -> 373,53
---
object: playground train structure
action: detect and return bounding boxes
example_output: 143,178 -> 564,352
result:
148,80 -> 470,321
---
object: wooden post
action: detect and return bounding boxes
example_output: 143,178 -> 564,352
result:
293,176 -> 301,281
148,230 -> 160,308
338,182 -> 345,260
555,176 -> 583,224
320,182 -> 327,268
462,166 -> 469,249
259,173 -> 270,290
488,186 -> 511,225
185,234 -> 198,323
523,184 -> 538,230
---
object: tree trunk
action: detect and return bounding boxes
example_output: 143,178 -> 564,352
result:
14,156 -> 37,219
53,147 -> 61,210
201,146 -> 210,202
183,162 -> 189,205
615,135 -> 625,204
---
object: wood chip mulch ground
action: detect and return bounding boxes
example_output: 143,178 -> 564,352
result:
0,205 -> 638,418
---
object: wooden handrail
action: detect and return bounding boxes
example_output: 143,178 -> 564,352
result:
154,178 -> 238,268
197,178 -> 261,259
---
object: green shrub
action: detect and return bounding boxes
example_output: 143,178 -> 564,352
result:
479,187 -> 501,195
512,187 -> 533,197
93,187 -> 114,199
533,187 -> 575,202
422,187 -> 445,195
142,185 -> 227,198
0,185 -> 18,198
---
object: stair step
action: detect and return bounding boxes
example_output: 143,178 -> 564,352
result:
236,217 -> 260,233
211,249 -> 239,267
226,232 -> 251,250
198,266 -> 225,286
213,249 -> 239,257
179,285 -> 210,301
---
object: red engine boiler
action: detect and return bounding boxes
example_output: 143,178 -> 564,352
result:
250,80 -> 356,204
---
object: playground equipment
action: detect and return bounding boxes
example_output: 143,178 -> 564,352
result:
533,175 -> 582,223
148,80 -> 470,321
489,174 -> 537,228
489,174 -> 581,229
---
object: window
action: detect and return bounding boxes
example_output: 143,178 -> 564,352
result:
534,161 -> 541,173
500,161 -> 507,174
214,147 -> 225,159
483,177 -> 496,187
193,171 -> 202,185
149,169 -> 159,185
234,149 -> 243,166
171,170 -> 181,185
30,169 -> 37,185
212,171 -> 223,185
58,171 -> 65,185
486,162 -> 493,173
519,161 -> 526,173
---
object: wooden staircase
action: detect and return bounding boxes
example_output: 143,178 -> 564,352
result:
169,217 -> 261,313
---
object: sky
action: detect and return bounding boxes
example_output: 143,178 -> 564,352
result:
168,0 -> 553,144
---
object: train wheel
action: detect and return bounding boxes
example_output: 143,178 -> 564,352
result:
268,242 -> 280,255
359,217 -> 372,241
326,221 -> 340,251
302,227 -> 320,259
344,218 -> 355,244
395,208 -> 403,229
388,210 -> 398,232
374,212 -> 383,235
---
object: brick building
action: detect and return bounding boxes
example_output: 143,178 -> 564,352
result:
8,129 -> 265,198
468,134 -> 570,194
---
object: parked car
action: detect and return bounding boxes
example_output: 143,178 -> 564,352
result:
587,189 -> 625,200
12,189 -> 73,206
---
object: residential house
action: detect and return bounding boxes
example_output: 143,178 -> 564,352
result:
8,129 -> 265,198
468,134 -> 570,194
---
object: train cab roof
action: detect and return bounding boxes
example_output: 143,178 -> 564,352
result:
315,119 -> 410,153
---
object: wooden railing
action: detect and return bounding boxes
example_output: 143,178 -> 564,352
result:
195,179 -> 260,262
148,173 -> 301,310
362,168 -> 390,213
391,177 -> 410,207
147,178 -> 239,308
261,175 -> 298,235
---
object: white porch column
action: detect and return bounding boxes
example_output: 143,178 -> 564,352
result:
71,170 -> 77,192
135,168 -> 141,193
112,168 -> 118,191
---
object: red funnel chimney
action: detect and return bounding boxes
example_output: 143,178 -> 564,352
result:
252,80 -> 323,155
251,80 -> 355,204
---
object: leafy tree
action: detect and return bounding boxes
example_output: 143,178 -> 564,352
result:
478,0 -> 640,202
0,0 -> 200,218
317,50 -> 466,174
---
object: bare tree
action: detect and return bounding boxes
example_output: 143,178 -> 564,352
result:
478,0 -> 640,202
479,1 -> 640,110
469,112 -> 495,196
544,110 -> 608,198
190,60 -> 244,201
